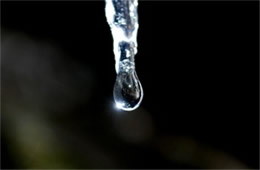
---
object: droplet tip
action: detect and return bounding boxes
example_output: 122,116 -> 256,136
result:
114,101 -> 140,112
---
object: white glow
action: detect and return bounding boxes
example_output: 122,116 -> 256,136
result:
115,101 -> 142,112
115,102 -> 124,110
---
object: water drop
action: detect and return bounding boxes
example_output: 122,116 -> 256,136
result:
114,69 -> 143,111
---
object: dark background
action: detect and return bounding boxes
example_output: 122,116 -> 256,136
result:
1,1 -> 259,169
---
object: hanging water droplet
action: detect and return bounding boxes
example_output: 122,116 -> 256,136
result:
114,68 -> 143,111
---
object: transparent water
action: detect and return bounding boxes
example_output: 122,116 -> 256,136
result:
105,0 -> 143,111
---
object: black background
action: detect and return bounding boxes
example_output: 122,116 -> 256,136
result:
1,1 -> 259,169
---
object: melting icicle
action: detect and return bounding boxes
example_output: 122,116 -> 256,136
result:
105,0 -> 143,111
